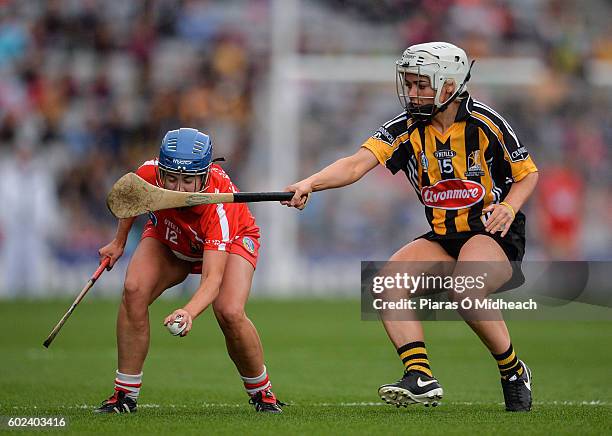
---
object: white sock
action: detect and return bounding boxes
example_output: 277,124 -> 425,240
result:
241,365 -> 271,396
114,371 -> 142,401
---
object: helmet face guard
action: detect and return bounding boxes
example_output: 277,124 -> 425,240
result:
156,165 -> 211,193
155,128 -> 214,192
395,42 -> 473,122
396,64 -> 437,122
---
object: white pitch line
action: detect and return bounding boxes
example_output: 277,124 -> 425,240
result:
4,400 -> 610,410
310,401 -> 611,407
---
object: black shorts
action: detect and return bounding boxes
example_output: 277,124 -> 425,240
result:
416,212 -> 526,291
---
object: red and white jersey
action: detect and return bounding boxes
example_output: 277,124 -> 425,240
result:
136,160 -> 260,262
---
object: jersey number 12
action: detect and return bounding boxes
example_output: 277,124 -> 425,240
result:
165,227 -> 178,244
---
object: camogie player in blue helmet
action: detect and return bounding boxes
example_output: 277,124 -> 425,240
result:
97,128 -> 284,413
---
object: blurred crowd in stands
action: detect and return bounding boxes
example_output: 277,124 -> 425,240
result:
0,0 -> 610,295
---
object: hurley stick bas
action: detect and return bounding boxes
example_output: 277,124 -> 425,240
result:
106,172 -> 296,219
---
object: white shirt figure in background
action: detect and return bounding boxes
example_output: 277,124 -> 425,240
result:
0,141 -> 60,297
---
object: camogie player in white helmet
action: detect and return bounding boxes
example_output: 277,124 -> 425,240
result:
284,42 -> 539,412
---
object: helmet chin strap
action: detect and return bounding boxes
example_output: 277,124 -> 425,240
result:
408,103 -> 436,121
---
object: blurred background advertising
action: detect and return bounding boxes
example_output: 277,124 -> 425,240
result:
0,0 -> 610,297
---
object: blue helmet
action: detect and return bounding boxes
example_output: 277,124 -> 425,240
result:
158,128 -> 213,176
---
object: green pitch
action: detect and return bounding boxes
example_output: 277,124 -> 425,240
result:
0,298 -> 610,435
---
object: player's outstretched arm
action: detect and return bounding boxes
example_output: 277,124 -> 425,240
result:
98,217 -> 137,269
283,147 -> 378,209
163,250 -> 229,336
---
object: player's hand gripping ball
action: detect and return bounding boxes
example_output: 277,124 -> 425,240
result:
166,315 -> 187,336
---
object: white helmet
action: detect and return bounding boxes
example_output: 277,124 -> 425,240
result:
396,42 -> 473,120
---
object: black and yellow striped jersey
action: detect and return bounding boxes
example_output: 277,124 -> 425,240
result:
362,94 -> 538,236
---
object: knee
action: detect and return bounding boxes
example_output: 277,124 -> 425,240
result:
213,303 -> 247,331
122,278 -> 150,320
